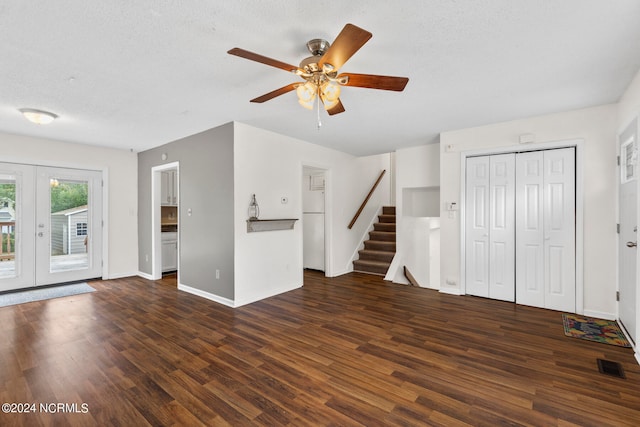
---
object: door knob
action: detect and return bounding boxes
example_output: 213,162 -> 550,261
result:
37,232 -> 44,237
627,241 -> 637,248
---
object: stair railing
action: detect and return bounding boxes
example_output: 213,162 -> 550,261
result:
348,169 -> 386,229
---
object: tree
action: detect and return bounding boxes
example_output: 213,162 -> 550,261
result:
50,182 -> 88,213
0,183 -> 15,208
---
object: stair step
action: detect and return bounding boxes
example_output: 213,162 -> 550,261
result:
378,214 -> 396,224
369,231 -> 396,242
353,206 -> 396,277
364,240 -> 396,252
353,259 -> 390,275
373,222 -> 395,232
358,249 -> 395,263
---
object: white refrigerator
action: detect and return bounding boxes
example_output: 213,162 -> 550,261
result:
303,186 -> 325,271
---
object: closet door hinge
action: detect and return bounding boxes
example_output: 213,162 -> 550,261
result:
617,291 -> 620,302
617,223 -> 621,234
617,155 -> 621,166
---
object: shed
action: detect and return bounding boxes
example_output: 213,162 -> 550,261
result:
51,205 -> 88,255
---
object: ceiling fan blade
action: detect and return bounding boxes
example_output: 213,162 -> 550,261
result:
326,99 -> 346,116
228,48 -> 300,73
250,83 -> 298,103
339,73 -> 409,91
319,24 -> 372,71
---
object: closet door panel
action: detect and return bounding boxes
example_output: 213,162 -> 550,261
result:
516,152 -> 545,308
544,148 -> 576,312
489,154 -> 515,301
465,157 -> 490,297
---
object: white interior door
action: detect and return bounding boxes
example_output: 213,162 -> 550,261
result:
619,119 -> 638,342
0,164 -> 102,291
515,152 -> 545,307
489,154 -> 515,302
515,148 -> 575,312
543,148 -> 576,312
465,156 -> 490,297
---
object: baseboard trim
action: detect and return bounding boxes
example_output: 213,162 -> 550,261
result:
178,283 -> 235,308
104,272 -> 138,280
233,284 -> 302,307
137,271 -> 154,280
328,268 -> 353,277
439,287 -> 462,296
582,310 -> 616,320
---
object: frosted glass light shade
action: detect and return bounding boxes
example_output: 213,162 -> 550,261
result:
19,108 -> 58,124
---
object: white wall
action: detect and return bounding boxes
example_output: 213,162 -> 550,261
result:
388,144 -> 440,286
233,122 -> 390,306
0,132 -> 138,279
440,104 -> 618,317
619,67 -> 640,130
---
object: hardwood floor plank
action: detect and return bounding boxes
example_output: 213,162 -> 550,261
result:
1,270 -> 639,425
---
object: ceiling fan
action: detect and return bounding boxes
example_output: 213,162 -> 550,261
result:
228,23 -> 409,116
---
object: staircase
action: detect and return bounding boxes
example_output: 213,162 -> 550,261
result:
353,206 -> 396,275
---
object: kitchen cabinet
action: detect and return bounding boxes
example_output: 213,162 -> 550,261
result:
161,232 -> 177,272
161,170 -> 178,206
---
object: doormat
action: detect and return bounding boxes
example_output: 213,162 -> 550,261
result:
562,313 -> 631,348
0,282 -> 95,308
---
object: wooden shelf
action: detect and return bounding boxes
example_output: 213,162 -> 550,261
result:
247,219 -> 298,233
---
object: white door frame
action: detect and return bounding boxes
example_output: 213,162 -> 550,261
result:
151,162 -> 179,280
459,139 -> 584,314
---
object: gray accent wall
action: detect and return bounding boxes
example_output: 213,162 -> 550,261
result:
138,122 -> 235,300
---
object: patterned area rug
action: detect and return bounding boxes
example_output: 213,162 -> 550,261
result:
562,313 -> 631,347
0,282 -> 95,308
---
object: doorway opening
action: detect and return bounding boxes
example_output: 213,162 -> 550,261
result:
151,162 -> 179,281
302,166 -> 329,275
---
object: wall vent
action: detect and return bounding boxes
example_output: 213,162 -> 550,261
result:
597,359 -> 625,379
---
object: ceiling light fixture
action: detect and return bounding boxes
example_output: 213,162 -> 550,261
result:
19,108 -> 58,125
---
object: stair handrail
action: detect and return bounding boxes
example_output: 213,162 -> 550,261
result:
348,169 -> 386,229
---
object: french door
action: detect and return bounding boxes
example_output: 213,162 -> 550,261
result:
0,163 -> 102,292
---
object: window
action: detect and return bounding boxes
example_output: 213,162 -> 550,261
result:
76,222 -> 87,236
621,136 -> 637,183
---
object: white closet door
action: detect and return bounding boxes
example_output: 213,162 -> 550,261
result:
543,148 -> 576,312
516,148 -> 575,311
489,154 -> 515,302
465,156 -> 490,297
515,152 -> 545,307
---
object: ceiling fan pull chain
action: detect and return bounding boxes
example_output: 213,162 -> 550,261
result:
316,88 -> 322,130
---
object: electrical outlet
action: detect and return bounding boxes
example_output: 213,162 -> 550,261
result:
216,269 -> 220,279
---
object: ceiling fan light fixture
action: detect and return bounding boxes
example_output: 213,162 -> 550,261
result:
296,81 -> 318,107
19,108 -> 58,125
320,81 -> 341,103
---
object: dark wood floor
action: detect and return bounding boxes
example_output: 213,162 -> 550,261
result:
1,271 -> 639,426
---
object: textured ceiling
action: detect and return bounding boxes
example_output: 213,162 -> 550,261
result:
2,1 -> 640,156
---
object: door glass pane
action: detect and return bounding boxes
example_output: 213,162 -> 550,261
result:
49,178 -> 89,273
0,175 -> 16,278
621,137 -> 637,183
